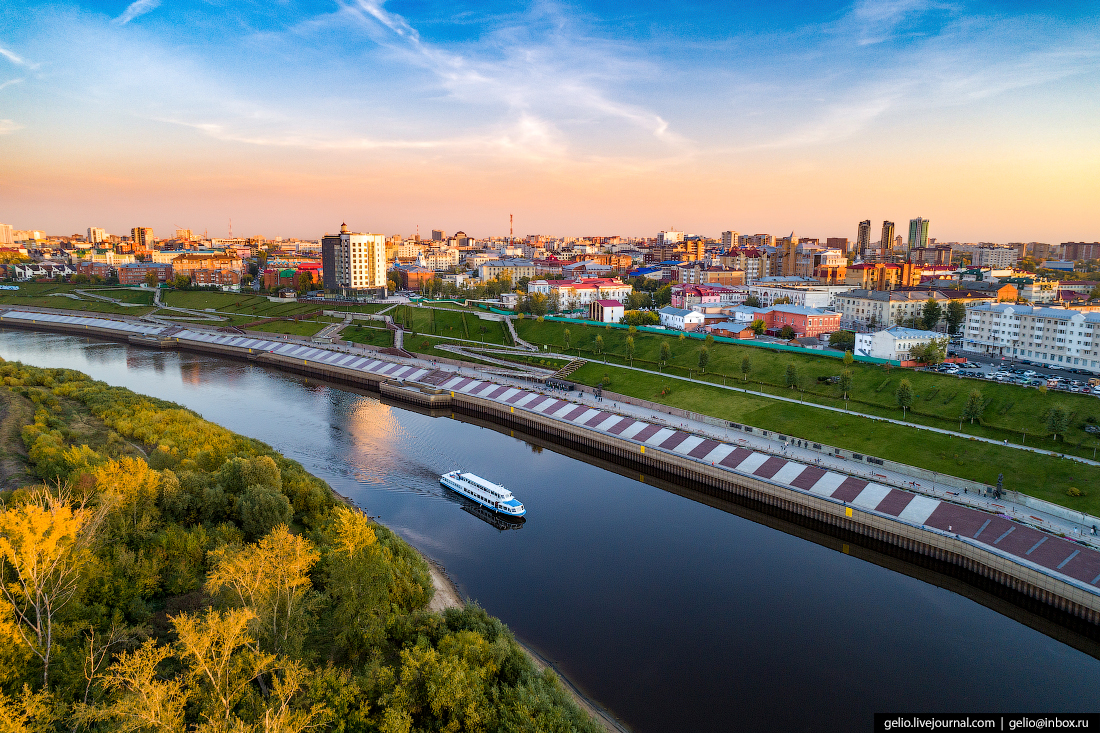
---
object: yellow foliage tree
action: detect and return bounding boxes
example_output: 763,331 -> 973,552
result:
94,457 -> 161,540
0,685 -> 54,733
205,525 -> 319,660
0,489 -> 100,687
79,640 -> 188,733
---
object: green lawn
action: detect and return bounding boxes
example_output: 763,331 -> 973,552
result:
342,324 -> 395,348
516,318 -> 1100,455
250,320 -> 327,337
564,360 -> 1100,514
100,289 -> 156,305
0,295 -> 154,316
393,306 -> 511,345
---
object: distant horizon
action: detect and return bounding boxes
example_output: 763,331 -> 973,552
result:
3,0 -> 1098,241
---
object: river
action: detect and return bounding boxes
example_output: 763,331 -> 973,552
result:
2,329 -> 1098,731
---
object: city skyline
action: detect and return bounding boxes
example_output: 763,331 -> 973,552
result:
2,0 -> 1099,240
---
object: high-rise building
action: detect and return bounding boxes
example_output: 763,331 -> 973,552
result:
907,218 -> 929,251
880,221 -> 895,254
321,222 -> 387,294
721,231 -> 739,248
856,220 -> 871,256
131,227 -> 154,249
175,228 -> 194,241
0,223 -> 14,246
87,227 -> 107,244
432,230 -> 445,241
827,237 -> 850,254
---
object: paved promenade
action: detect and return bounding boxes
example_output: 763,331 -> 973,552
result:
6,308 -> 1100,597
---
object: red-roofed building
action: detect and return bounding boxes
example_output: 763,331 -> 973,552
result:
589,299 -> 625,323
527,277 -> 632,310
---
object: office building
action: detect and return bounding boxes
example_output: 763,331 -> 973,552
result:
87,227 -> 107,244
131,227 -> 154,249
907,218 -> 929,251
432,229 -> 445,241
856,220 -> 871,256
321,222 -> 387,294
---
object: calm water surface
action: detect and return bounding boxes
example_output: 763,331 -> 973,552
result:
3,330 -> 1098,731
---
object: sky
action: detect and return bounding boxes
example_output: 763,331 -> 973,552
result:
1,0 -> 1099,241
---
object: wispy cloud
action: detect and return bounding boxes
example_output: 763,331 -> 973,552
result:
0,78 -> 24,92
0,45 -> 39,69
0,119 -> 23,134
115,0 -> 161,25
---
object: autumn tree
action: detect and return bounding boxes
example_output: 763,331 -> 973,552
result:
659,341 -> 671,366
625,336 -> 635,363
594,335 -> 604,356
323,507 -> 390,661
205,525 -> 320,660
0,487 -> 102,687
81,640 -> 189,733
741,356 -> 751,382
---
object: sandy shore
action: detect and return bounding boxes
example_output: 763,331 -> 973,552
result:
418,551 -> 628,733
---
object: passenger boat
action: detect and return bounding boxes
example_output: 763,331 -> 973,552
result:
440,471 -> 526,517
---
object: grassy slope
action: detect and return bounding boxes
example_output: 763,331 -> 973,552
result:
0,294 -> 154,315
517,319 -> 1100,452
567,359 -> 1100,513
250,320 -> 327,337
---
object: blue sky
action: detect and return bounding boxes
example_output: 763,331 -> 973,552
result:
1,0 -> 1099,240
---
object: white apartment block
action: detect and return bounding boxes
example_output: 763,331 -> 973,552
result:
855,326 -> 942,361
0,223 -> 13,246
835,289 -> 950,329
1019,280 -> 1059,303
527,278 -> 632,310
963,303 -> 1100,371
87,227 -> 107,244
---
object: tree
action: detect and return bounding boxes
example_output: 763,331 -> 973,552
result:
785,364 -> 798,388
594,335 -> 604,356
83,640 -> 189,733
945,300 -> 967,334
625,336 -> 635,363
743,294 -> 761,307
697,348 -> 709,373
144,270 -> 159,288
829,330 -> 855,351
0,487 -> 102,687
297,272 -> 312,294
705,334 -> 715,349
749,319 -> 766,336
921,298 -> 943,331
205,525 -> 320,659
895,379 -> 913,417
323,507 -> 391,660
843,350 -> 854,367
740,356 -> 751,382
961,389 -> 985,427
911,337 -> 949,365
171,274 -> 190,289
1047,405 -> 1070,441
238,485 -> 292,540
562,329 -> 571,351
659,341 -> 671,365
779,325 -> 796,340
839,369 -> 853,401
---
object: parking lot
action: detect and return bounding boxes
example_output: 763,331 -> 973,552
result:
927,348 -> 1100,395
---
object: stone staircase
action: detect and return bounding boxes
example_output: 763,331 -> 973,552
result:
550,359 -> 587,380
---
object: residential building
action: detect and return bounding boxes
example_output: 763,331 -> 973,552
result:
87,227 -> 107,244
855,326 -> 942,361
1003,277 -> 1059,303
671,284 -> 746,309
827,237 -> 851,255
12,262 -> 75,280
320,223 -> 387,294
760,305 -> 841,337
0,223 -> 13,246
880,221 -> 895,255
739,234 -> 775,248
118,262 -> 172,285
130,227 -> 155,249
174,228 -> 193,241
657,230 -> 685,246
478,258 -> 536,282
908,244 -> 953,267
589,299 -> 625,323
675,264 -> 745,287
721,231 -> 739,248
962,303 -> 1100,370
658,306 -> 706,330
844,262 -> 922,291
716,248 -> 769,280
190,269 -> 241,287
1063,242 -> 1100,261
907,218 -> 929,251
75,261 -> 112,279
432,229 -> 445,241
169,252 -> 243,275
856,220 -> 871,256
